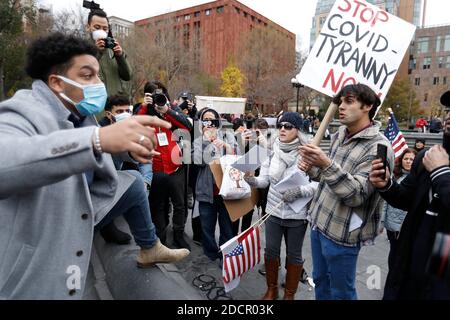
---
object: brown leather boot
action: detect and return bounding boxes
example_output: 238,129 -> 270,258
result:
261,256 -> 280,300
283,261 -> 303,300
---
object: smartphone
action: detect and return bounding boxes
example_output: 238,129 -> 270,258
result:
377,144 -> 388,180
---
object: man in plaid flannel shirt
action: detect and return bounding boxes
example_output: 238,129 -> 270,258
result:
298,84 -> 394,300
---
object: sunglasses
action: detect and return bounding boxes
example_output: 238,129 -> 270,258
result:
277,122 -> 295,130
202,120 -> 220,128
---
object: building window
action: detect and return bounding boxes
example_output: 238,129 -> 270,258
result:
217,6 -> 224,14
444,77 -> 448,85
235,7 -> 240,14
410,58 -> 417,70
433,77 -> 440,85
205,9 -> 211,16
438,56 -> 445,68
176,16 -> 181,22
183,24 -> 190,49
436,36 -> 442,52
444,35 -> 450,51
251,16 -> 256,22
447,56 -> 450,68
184,14 -> 191,20
194,11 -> 201,17
243,12 -> 248,18
417,37 -> 430,54
423,57 -> 431,69
424,93 -> 428,102
415,78 -> 421,86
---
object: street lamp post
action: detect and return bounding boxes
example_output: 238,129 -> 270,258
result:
291,78 -> 304,114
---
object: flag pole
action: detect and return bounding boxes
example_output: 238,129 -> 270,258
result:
248,201 -> 283,231
218,203 -> 280,254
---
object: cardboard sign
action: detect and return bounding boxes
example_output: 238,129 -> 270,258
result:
297,0 -> 416,105
209,160 -> 258,222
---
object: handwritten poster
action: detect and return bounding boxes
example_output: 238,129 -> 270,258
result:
297,0 -> 416,104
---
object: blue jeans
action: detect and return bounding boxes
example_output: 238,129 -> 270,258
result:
138,163 -> 153,186
95,170 -> 158,249
199,197 -> 234,261
310,228 -> 360,300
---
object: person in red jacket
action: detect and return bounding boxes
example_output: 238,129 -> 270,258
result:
416,117 -> 428,133
134,81 -> 193,249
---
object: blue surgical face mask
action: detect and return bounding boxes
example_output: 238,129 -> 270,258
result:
57,75 -> 107,116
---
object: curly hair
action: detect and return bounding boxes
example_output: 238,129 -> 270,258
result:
332,84 -> 381,120
25,33 -> 98,82
105,95 -> 130,111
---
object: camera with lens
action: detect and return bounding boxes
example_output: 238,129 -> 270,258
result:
83,0 -> 101,10
152,89 -> 168,107
427,232 -> 450,282
104,35 -> 116,49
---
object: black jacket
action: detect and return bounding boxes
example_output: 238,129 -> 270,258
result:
380,151 -> 450,299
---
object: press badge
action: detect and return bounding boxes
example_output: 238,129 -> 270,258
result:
157,132 -> 169,146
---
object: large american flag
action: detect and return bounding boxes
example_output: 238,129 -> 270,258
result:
221,226 -> 261,292
384,112 -> 408,160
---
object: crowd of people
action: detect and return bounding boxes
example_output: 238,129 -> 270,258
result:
1,6 -> 450,301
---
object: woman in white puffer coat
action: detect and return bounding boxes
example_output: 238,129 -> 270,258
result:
245,112 -> 317,300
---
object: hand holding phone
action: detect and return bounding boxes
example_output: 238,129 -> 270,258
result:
377,144 -> 388,180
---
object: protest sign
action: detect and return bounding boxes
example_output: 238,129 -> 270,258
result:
298,0 -> 416,104
297,0 -> 416,145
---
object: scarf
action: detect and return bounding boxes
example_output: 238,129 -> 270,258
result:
269,137 -> 301,183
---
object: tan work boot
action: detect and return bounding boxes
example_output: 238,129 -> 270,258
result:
137,239 -> 190,268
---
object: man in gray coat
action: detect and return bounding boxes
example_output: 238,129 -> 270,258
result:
0,33 -> 189,300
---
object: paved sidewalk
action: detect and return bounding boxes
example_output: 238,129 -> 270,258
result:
175,209 -> 389,300
89,209 -> 389,300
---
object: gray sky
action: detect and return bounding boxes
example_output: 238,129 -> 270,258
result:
39,0 -> 450,51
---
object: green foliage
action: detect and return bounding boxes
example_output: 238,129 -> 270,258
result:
220,61 -> 245,97
383,78 -> 421,122
0,0 -> 37,100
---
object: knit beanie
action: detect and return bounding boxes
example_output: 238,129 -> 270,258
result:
278,112 -> 303,130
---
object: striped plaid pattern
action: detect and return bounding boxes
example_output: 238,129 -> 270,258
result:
223,226 -> 261,284
308,123 -> 395,246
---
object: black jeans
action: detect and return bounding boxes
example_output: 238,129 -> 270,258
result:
150,166 -> 187,243
265,216 -> 308,264
232,209 -> 254,236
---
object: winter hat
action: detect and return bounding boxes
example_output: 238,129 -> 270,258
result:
278,112 -> 303,130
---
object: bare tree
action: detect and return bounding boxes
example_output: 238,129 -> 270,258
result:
51,6 -> 87,38
237,27 -> 296,114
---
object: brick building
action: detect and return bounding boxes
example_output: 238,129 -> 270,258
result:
134,0 -> 296,79
409,24 -> 450,116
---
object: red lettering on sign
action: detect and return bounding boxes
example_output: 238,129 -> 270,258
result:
338,0 -> 351,12
337,0 -> 389,27
372,11 -> 389,27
